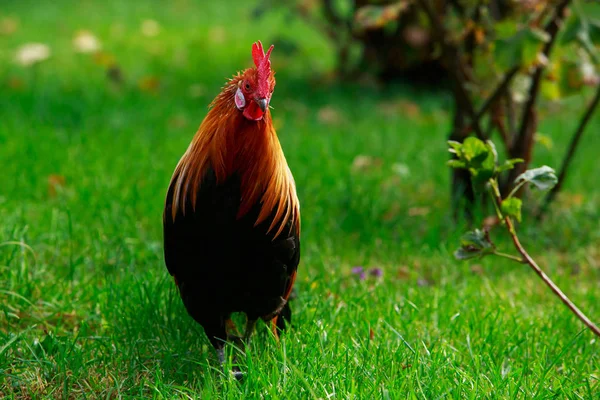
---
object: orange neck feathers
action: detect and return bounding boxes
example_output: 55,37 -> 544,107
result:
169,75 -> 300,238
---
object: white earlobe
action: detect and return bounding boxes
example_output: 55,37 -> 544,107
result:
235,87 -> 246,109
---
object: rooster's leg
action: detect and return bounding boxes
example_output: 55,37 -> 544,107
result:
243,318 -> 257,342
204,319 -> 245,379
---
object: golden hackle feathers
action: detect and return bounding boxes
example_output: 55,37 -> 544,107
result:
168,73 -> 300,239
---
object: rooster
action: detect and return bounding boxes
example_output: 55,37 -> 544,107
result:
163,41 -> 300,375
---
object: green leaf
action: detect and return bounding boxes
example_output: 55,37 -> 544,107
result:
461,229 -> 493,250
454,229 -> 494,260
514,166 -> 558,191
560,15 -> 582,44
446,138 -> 497,187
354,2 -> 408,30
486,140 -> 498,165
494,20 -> 518,40
462,137 -> 490,165
558,60 -> 584,96
454,247 -> 485,260
447,159 -> 466,169
447,140 -> 463,155
501,197 -> 522,222
494,27 -> 547,69
588,18 -> 600,43
497,158 -> 524,173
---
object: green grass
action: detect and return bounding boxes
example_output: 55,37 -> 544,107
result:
1,0 -> 599,398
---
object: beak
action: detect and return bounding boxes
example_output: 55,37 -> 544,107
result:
256,98 -> 268,113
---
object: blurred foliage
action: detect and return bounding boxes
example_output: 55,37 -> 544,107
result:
259,0 -> 599,217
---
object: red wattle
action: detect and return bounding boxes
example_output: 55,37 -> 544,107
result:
243,101 -> 265,121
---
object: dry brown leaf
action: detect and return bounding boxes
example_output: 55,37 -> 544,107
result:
352,155 -> 383,172
317,106 -> 343,125
557,192 -> 584,208
408,207 -> 430,217
93,51 -> 115,67
396,266 -> 410,280
138,76 -> 160,93
383,203 -> 401,222
0,17 -> 19,36
403,26 -> 429,48
378,99 -> 421,118
470,264 -> 484,276
48,175 -> 66,198
6,77 -> 25,90
482,215 -> 501,231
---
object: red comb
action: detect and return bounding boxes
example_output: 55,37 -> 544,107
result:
252,41 -> 274,97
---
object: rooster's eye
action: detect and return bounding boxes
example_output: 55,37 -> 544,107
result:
244,82 -> 251,90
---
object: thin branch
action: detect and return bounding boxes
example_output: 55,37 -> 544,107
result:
475,66 -> 520,124
489,181 -> 600,337
538,83 -> 600,217
504,89 -> 517,144
416,0 -> 487,141
493,251 -> 526,263
513,0 -> 571,154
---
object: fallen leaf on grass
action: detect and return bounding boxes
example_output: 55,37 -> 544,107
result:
408,207 -> 430,217
396,266 -> 410,280
557,192 -> 584,208
482,215 -> 501,231
15,43 -> 50,67
6,77 -> 25,90
317,106 -> 343,125
0,17 -> 19,35
141,19 -> 160,37
383,203 -> 401,222
48,175 -> 66,198
73,30 -> 101,53
138,76 -> 160,93
470,264 -> 484,276
391,163 -> 410,177
93,51 -> 116,67
352,155 -> 383,172
378,99 -> 421,119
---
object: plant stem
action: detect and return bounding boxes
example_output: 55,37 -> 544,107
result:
507,0 -> 571,192
493,251 -> 525,263
538,83 -> 600,217
474,66 -> 520,124
489,180 -> 600,337
507,179 -> 527,200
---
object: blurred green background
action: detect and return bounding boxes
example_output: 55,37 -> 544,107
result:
1,0 -> 599,398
